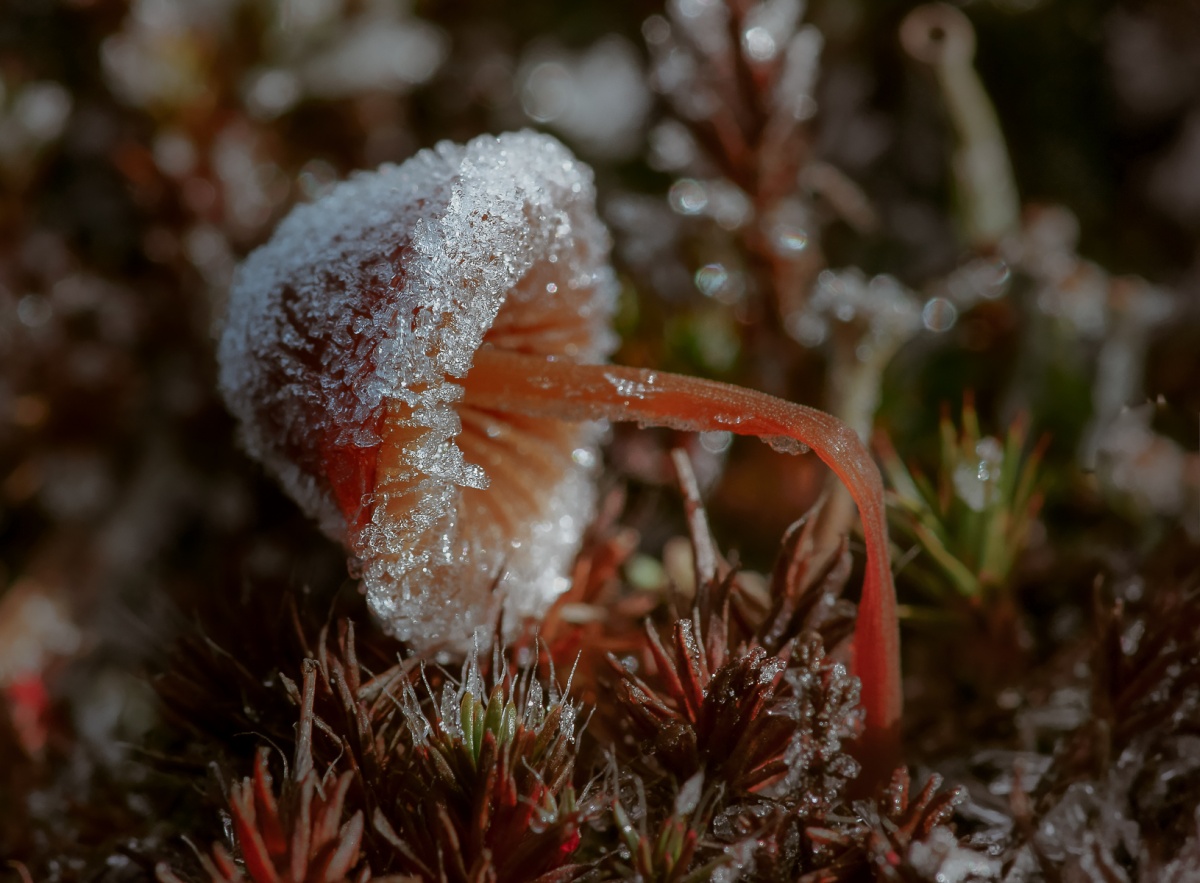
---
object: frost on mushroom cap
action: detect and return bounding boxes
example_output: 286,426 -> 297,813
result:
218,131 -> 618,648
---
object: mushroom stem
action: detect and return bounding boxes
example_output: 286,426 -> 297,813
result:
464,346 -> 902,776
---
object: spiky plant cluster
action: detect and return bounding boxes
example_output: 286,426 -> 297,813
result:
584,498 -> 988,880
878,398 -> 1046,611
1017,581 -> 1200,877
158,748 -> 365,883
878,398 -> 1048,701
609,506 -> 859,801
168,625 -> 593,883
800,768 -> 990,882
152,487 -> 994,883
613,619 -> 860,814
376,653 -> 590,882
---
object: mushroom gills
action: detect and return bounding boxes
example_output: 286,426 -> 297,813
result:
462,345 -> 902,778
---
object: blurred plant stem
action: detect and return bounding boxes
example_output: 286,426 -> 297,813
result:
900,3 -> 1020,250
817,4 -> 1020,551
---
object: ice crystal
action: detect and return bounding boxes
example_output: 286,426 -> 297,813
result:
219,131 -> 618,647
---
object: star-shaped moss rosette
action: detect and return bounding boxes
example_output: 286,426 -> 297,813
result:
217,131 -> 903,775
878,399 -> 1046,611
375,655 -> 591,882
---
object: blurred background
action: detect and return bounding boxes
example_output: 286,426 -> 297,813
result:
2,0 -> 1199,872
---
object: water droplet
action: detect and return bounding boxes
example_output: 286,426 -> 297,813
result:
953,436 -> 1003,511
973,257 -> 1010,299
546,282 -> 558,293
770,224 -> 809,255
922,297 -> 958,332
743,26 -> 778,61
669,178 -> 708,215
694,263 -> 729,298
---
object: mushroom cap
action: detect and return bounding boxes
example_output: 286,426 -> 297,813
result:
218,131 -> 618,647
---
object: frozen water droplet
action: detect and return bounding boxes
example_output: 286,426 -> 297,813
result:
669,178 -> 708,215
953,436 -> 1003,511
571,447 -> 597,469
546,282 -> 558,293
694,263 -> 728,298
743,26 -> 778,61
770,224 -> 809,255
972,256 -> 1010,300
604,371 -> 652,400
922,296 -> 958,332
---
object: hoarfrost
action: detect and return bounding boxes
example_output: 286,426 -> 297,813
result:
786,267 -> 922,354
218,131 -> 618,649
907,827 -> 1000,881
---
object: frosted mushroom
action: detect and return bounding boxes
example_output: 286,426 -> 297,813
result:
218,131 -> 900,765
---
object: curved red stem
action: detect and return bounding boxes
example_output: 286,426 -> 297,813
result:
464,347 -> 902,779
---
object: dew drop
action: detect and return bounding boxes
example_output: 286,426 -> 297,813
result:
743,26 -> 778,61
694,262 -> 729,298
770,224 -> 809,255
922,296 -> 958,332
669,178 -> 708,215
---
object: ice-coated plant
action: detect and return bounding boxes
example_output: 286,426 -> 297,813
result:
217,130 -> 903,768
878,398 -> 1046,609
